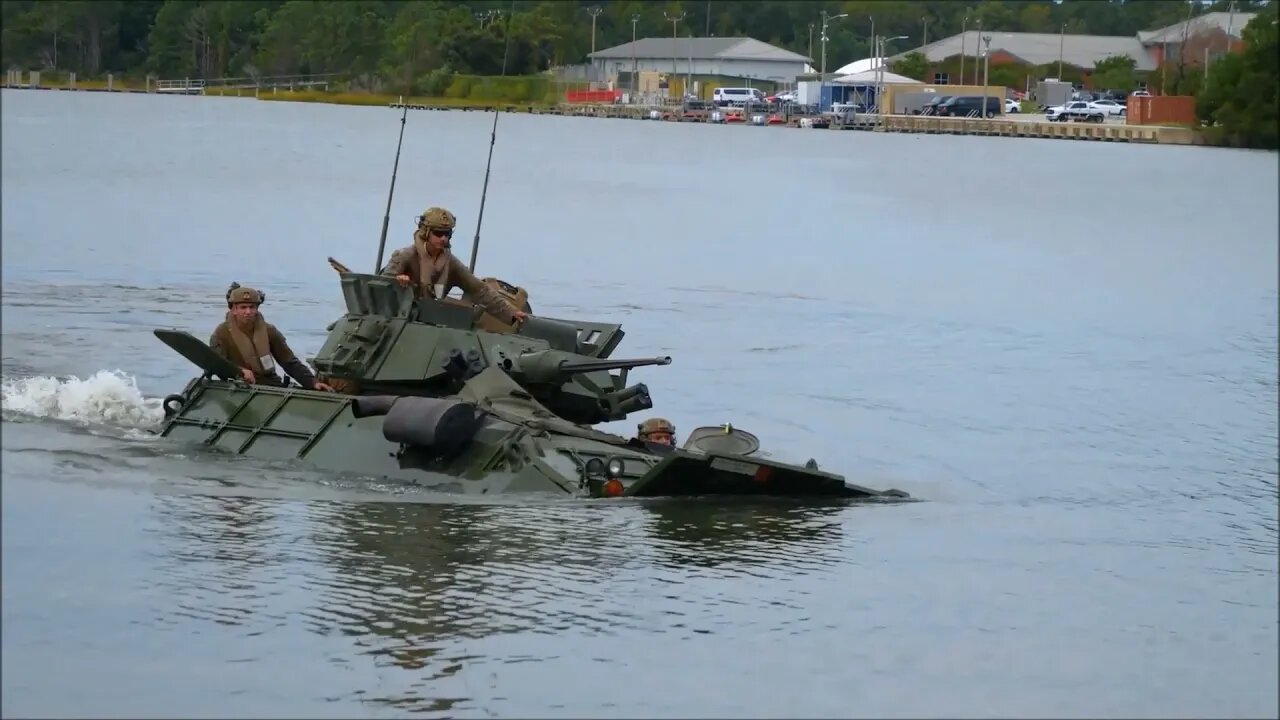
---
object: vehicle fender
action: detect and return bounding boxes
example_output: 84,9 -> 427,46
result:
381,396 -> 480,456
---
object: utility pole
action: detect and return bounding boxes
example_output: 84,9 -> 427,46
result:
706,1 -> 711,36
973,18 -> 982,85
664,11 -> 685,79
585,6 -> 603,58
1058,23 -> 1065,79
1225,0 -> 1236,52
921,16 -> 930,49
809,23 -> 815,63
631,13 -> 640,100
982,35 -> 991,117
869,16 -> 875,69
960,12 -> 968,88
687,30 -> 694,98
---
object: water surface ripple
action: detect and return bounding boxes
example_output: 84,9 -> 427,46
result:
2,90 -> 1276,719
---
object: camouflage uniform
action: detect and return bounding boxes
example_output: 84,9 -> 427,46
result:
636,417 -> 677,446
210,285 -> 321,390
381,206 -> 518,324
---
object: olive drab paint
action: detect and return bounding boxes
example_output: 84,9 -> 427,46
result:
150,271 -> 912,502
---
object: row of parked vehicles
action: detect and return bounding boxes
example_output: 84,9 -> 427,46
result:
916,95 -> 1021,118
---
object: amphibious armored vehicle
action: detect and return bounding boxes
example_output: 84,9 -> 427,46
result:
151,272 -> 911,501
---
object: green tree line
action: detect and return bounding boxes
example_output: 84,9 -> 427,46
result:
1,0 -> 1265,82
2,0 -> 1273,147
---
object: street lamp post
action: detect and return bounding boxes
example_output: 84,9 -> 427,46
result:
585,6 -> 602,57
585,5 -> 602,86
820,11 -> 847,112
877,35 -> 907,117
820,11 -> 848,78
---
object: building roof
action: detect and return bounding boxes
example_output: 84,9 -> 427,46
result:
834,69 -> 923,85
833,57 -> 885,75
892,30 -> 1156,71
589,37 -> 811,64
1137,11 -> 1259,44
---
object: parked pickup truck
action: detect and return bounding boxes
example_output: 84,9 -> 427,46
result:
1047,100 -> 1106,123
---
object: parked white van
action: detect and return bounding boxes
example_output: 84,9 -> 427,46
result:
713,87 -> 767,107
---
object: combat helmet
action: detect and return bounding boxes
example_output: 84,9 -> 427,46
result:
417,206 -> 457,230
637,417 -> 676,443
225,282 -> 265,306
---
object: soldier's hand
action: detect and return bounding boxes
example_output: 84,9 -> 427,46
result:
313,382 -> 335,392
394,274 -> 411,287
240,367 -> 255,383
511,310 -> 529,323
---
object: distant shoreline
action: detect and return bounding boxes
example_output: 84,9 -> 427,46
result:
4,83 -> 1247,150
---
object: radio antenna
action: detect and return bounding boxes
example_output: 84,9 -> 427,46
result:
375,102 -> 410,273
469,0 -> 518,273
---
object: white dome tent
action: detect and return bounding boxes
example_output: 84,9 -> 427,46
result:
831,57 -> 885,75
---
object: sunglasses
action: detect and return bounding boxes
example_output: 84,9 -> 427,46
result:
417,223 -> 453,238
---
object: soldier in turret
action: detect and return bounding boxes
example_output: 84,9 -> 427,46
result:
210,284 -> 334,391
381,206 -> 528,325
636,417 -> 677,447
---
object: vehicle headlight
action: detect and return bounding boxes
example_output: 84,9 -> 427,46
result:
585,458 -> 605,478
607,458 -> 624,478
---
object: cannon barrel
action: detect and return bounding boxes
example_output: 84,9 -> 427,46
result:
509,350 -> 671,385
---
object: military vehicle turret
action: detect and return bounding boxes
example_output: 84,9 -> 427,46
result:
151,272 -> 912,501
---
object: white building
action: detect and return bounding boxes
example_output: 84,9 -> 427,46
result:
587,37 -> 813,85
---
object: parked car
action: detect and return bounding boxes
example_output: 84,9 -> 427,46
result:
917,95 -> 953,115
936,95 -> 1002,118
1089,98 -> 1127,116
713,87 -> 767,107
1049,100 -> 1106,122
1004,97 -> 1021,113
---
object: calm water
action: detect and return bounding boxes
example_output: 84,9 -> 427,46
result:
2,90 -> 1276,719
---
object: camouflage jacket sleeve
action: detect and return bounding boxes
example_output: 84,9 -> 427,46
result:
381,246 -> 413,276
209,324 -> 231,361
267,324 -> 318,389
448,255 -> 515,324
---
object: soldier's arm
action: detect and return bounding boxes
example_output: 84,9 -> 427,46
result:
449,256 -> 516,324
380,248 -> 410,276
267,325 -> 319,389
209,327 -> 232,361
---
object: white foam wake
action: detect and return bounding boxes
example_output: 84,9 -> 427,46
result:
1,370 -> 165,429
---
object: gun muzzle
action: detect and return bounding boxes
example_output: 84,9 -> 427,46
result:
603,383 -> 652,418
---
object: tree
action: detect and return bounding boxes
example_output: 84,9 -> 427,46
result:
1195,7 -> 1278,148
1091,54 -> 1138,91
889,51 -> 928,80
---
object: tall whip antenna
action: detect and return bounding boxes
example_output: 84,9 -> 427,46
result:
469,0 -> 518,273
374,102 -> 410,273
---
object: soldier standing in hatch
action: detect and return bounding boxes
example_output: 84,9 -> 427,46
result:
381,206 -> 529,325
636,418 -> 677,447
210,284 -> 334,392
